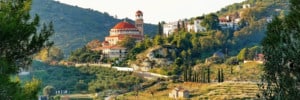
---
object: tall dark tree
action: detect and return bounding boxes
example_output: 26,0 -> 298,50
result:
158,22 -> 163,36
181,21 -> 186,32
259,0 -> 300,99
218,69 -> 221,82
177,21 -> 181,32
221,68 -> 224,82
207,67 -> 211,83
0,0 -> 54,99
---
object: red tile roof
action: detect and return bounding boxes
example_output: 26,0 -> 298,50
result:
112,21 -> 137,29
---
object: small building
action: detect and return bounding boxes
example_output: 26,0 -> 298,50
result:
187,19 -> 206,33
163,22 -> 178,37
169,86 -> 189,99
93,45 -> 127,60
243,4 -> 251,9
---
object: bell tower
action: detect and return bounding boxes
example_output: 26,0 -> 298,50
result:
135,10 -> 144,37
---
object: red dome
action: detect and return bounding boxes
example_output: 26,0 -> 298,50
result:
136,10 -> 143,16
112,21 -> 137,29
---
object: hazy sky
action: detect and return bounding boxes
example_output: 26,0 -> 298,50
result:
55,0 -> 245,24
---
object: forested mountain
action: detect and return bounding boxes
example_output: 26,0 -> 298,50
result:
30,0 -> 157,55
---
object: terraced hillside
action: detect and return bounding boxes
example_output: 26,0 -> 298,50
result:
117,82 -> 259,100
197,82 -> 259,99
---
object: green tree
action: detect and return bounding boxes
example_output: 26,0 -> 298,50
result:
237,48 -> 248,61
158,22 -> 163,36
225,57 -> 239,65
43,85 -> 55,99
119,36 -> 136,49
153,35 -> 164,45
35,47 -> 64,62
68,47 -> 100,63
207,67 -> 211,83
181,21 -> 186,32
22,79 -> 42,100
217,69 -> 221,82
247,46 -> 260,60
221,68 -> 224,82
174,57 -> 183,66
201,13 -> 220,30
177,21 -> 180,32
180,50 -> 187,60
75,80 -> 88,91
0,0 -> 54,99
259,0 -> 300,99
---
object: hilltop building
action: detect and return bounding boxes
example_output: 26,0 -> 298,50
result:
93,10 -> 144,60
163,18 -> 206,37
163,21 -> 179,37
187,17 -> 206,33
219,12 -> 241,30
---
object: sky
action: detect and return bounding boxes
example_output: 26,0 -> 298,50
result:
55,0 -> 245,24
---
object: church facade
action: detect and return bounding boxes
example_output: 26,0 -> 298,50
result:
93,10 -> 144,60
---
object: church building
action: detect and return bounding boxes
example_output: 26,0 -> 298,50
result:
93,10 -> 144,60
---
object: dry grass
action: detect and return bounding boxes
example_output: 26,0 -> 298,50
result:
117,81 -> 259,100
61,93 -> 94,99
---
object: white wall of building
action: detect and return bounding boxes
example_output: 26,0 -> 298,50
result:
163,22 -> 177,37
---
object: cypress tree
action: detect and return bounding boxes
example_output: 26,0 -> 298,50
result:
181,21 -> 186,32
221,68 -> 224,82
218,69 -> 221,83
177,21 -> 181,32
158,22 -> 163,36
207,67 -> 210,83
188,65 -> 192,81
202,68 -> 206,83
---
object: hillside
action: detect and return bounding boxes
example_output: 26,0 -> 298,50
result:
117,82 -> 260,100
117,62 -> 263,99
30,0 -> 157,55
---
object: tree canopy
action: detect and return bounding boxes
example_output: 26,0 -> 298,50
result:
260,0 -> 300,99
0,0 -> 54,99
201,13 -> 220,30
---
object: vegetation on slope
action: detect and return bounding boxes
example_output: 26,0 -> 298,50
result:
118,82 -> 260,100
124,0 -> 288,78
20,61 -> 144,96
20,61 -> 95,93
31,0 -> 157,55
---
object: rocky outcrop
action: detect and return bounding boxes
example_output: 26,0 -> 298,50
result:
130,45 -> 175,71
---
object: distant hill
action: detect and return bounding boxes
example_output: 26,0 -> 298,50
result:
30,0 -> 157,56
